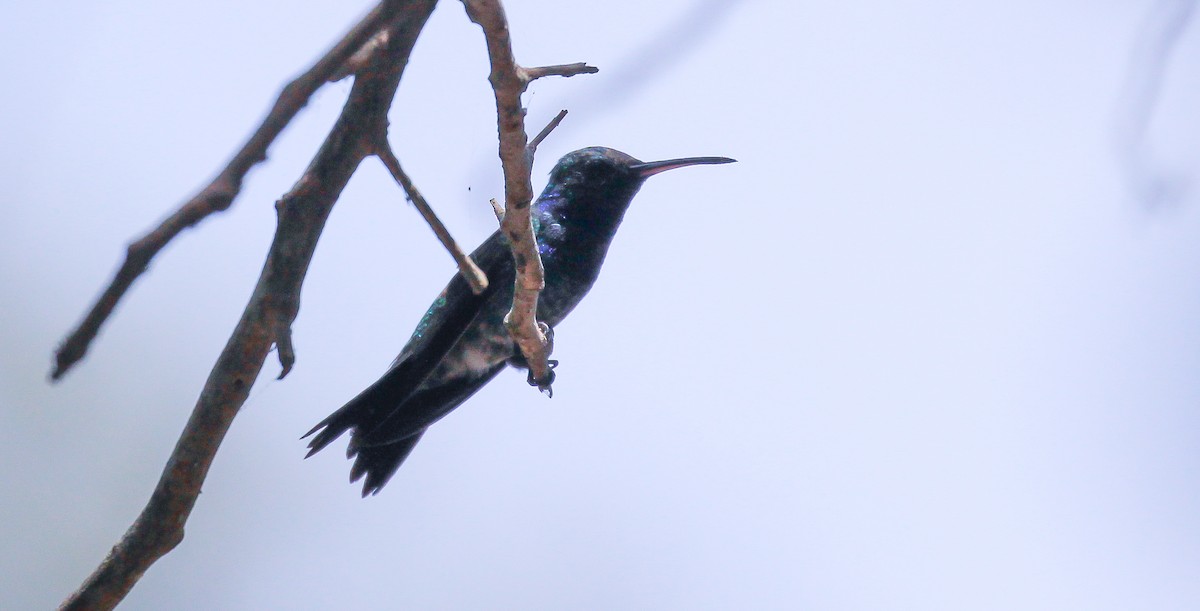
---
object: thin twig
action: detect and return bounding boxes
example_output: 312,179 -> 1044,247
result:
49,3 -> 397,382
57,4 -> 438,610
460,0 -> 596,392
489,197 -> 505,222
521,62 -> 599,81
527,109 -> 568,158
375,143 -> 489,294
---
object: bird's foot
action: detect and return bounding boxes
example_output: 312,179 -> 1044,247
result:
509,323 -> 556,396
527,359 -> 558,397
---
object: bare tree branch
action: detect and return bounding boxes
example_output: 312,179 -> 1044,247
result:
489,197 -> 505,223
49,3 -> 397,382
491,110 -> 568,224
527,109 -> 569,158
460,0 -> 597,392
522,62 -> 599,81
329,27 -> 393,82
57,3 -> 438,609
375,143 -> 490,294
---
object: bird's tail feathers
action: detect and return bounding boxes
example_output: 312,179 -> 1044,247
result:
349,431 -> 425,496
302,367 -> 414,457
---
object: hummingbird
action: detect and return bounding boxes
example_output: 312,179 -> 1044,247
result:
304,147 -> 735,496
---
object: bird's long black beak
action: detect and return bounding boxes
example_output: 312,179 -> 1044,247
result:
630,156 -> 737,178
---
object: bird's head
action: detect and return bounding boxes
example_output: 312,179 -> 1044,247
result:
544,147 -> 736,212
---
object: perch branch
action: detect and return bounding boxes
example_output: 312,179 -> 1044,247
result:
374,143 -> 489,294
489,111 -> 566,226
57,3 -> 438,610
49,2 -> 396,381
461,0 -> 596,392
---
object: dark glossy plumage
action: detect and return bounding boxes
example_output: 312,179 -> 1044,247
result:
304,147 -> 734,495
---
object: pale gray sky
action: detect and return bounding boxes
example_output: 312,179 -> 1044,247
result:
3,1 -> 1199,609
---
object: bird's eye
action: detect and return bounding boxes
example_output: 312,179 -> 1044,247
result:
586,160 -> 612,178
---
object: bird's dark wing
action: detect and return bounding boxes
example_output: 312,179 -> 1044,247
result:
303,230 -> 511,458
347,361 -> 507,496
